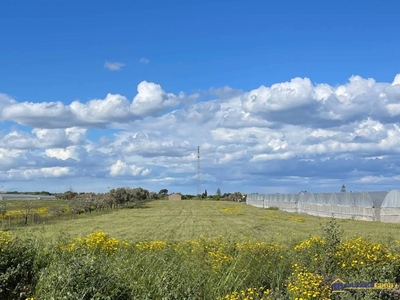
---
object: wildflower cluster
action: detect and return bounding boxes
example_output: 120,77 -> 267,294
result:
287,216 -> 306,223
172,239 -> 202,254
237,241 -> 285,252
287,264 -> 331,300
35,207 -> 49,215
218,287 -> 272,300
135,240 -> 168,251
0,230 -> 12,248
0,209 -> 23,218
146,236 -> 288,271
207,248 -> 234,270
294,236 -> 325,251
198,235 -> 235,270
335,237 -> 400,271
220,206 -> 242,214
64,231 -> 129,255
293,236 -> 326,268
237,241 -> 286,262
1,207 -> 48,218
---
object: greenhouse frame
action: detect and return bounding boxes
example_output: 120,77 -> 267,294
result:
246,190 -> 400,223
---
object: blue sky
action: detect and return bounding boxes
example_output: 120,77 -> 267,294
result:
0,0 -> 400,194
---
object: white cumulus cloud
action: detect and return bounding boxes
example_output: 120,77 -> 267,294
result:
1,82 -> 196,128
1,73 -> 400,193
110,160 -> 151,177
0,167 -> 71,180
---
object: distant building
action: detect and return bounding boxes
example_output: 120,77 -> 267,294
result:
168,193 -> 182,200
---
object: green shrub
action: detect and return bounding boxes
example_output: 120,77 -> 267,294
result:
0,231 -> 36,299
35,250 -> 132,299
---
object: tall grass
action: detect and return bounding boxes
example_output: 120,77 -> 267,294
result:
2,222 -> 400,299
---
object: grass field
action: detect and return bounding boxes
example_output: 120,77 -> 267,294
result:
4,200 -> 400,299
10,199 -> 400,244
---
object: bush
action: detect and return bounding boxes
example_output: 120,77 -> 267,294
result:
35,254 -> 132,299
0,231 -> 36,299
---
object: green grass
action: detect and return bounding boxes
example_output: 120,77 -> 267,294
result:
10,200 -> 400,244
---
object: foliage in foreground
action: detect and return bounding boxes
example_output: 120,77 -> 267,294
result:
2,219 -> 400,299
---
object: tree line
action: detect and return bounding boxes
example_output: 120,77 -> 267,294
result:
57,187 -> 246,215
54,187 -> 160,214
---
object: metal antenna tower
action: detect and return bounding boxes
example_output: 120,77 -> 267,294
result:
197,146 -> 201,196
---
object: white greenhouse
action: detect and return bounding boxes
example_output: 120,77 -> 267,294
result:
381,190 -> 400,223
246,190 -> 400,223
0,194 -> 56,200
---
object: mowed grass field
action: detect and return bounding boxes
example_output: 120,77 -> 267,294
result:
10,199 -> 400,244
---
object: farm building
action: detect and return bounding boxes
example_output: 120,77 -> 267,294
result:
168,193 -> 182,200
246,190 -> 400,223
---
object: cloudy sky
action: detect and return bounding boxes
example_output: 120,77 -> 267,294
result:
1,0 -> 400,194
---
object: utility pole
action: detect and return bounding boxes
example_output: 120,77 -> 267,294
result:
197,146 -> 201,197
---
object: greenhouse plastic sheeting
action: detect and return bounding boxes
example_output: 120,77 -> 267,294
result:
0,194 -> 56,200
381,191 -> 400,223
246,190 -> 400,223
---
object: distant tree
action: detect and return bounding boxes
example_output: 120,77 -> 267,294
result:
110,188 -> 124,205
69,193 -> 94,214
108,187 -> 151,207
159,189 -> 168,195
341,185 -> 346,192
149,192 -> 159,200
204,189 -> 207,197
158,189 -> 168,199
22,201 -> 34,225
132,187 -> 150,201
98,193 -> 116,209
48,206 -> 65,218
37,191 -> 51,195
216,188 -> 221,197
212,195 -> 221,201
220,192 -> 244,202
64,190 -> 78,200
54,193 -> 65,200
